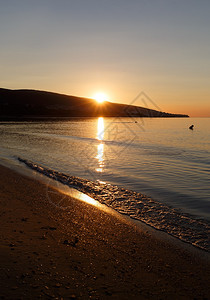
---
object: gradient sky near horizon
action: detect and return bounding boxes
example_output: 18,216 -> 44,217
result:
0,0 -> 210,117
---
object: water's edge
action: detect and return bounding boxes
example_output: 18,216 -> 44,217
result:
17,157 -> 210,252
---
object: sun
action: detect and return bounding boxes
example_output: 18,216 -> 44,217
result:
93,92 -> 108,103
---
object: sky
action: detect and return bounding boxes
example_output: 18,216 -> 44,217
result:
0,0 -> 210,117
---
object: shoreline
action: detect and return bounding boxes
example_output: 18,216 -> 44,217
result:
0,163 -> 210,299
14,157 -> 210,253
2,156 -> 210,258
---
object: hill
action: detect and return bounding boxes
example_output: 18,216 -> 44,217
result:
0,88 -> 189,120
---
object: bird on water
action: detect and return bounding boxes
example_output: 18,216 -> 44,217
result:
189,125 -> 194,130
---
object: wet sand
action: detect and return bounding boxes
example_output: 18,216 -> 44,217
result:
0,164 -> 210,299
17,157 -> 210,252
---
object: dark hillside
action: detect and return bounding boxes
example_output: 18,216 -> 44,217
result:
0,88 -> 189,120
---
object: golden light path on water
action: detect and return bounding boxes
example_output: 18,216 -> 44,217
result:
96,117 -> 104,173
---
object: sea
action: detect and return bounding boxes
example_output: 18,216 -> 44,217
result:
0,117 -> 210,250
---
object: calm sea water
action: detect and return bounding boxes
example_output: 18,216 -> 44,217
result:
0,117 -> 210,220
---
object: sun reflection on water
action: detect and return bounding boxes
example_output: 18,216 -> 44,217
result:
96,117 -> 104,172
97,117 -> 104,141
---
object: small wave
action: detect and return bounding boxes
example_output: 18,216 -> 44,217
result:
17,157 -> 210,252
28,132 -> 138,148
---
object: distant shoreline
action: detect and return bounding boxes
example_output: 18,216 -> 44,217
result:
0,88 -> 189,119
0,115 -> 190,122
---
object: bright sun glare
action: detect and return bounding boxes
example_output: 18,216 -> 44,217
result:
93,92 -> 108,103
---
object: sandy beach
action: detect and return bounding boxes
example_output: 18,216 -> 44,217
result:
0,164 -> 210,299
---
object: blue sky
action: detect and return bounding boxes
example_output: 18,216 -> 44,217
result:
0,0 -> 210,116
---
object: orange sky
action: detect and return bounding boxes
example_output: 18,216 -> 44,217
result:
1,1 -> 209,117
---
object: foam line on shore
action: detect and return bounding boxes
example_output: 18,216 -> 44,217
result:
1,163 -> 210,299
17,157 -> 210,252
